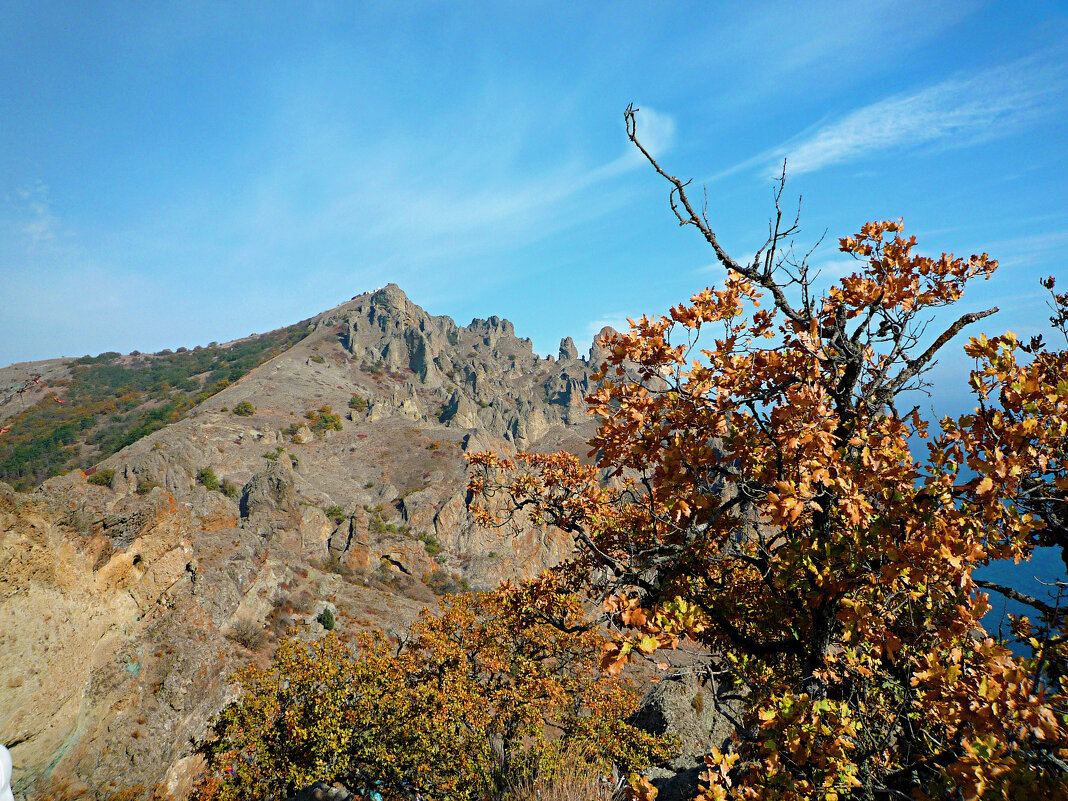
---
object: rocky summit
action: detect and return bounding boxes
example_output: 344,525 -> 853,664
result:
0,285 -> 615,797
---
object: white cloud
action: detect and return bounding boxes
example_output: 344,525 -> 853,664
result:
9,181 -> 59,246
980,229 -> 1068,269
769,57 -> 1066,176
584,313 -> 635,344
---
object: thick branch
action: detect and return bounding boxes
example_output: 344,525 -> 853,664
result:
876,307 -> 998,407
974,579 -> 1065,619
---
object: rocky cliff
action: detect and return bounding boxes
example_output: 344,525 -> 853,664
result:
0,286 -> 614,797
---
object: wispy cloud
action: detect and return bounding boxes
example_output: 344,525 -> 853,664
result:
7,181 -> 59,247
980,229 -> 1068,270
584,313 -> 635,344
210,97 -> 677,284
728,56 -> 1067,179
786,58 -> 1064,175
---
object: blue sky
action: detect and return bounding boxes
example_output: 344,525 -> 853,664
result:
2,1 -> 1067,417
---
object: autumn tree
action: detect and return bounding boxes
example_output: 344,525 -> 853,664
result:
194,585 -> 675,801
469,106 -> 1068,800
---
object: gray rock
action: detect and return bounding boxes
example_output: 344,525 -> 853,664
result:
559,336 -> 579,361
630,673 -> 738,801
240,458 -> 298,524
287,781 -> 354,801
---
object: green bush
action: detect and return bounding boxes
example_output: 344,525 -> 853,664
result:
317,608 -> 335,630
232,400 -> 256,416
425,569 -> 465,595
417,531 -> 442,557
197,467 -> 220,492
324,505 -> 346,525
304,406 -> 343,434
310,354 -> 326,364
347,395 -> 367,411
136,478 -> 160,495
221,480 -> 241,499
87,467 -> 115,487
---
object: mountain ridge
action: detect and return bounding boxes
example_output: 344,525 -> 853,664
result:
0,284 -> 609,490
0,284 -> 620,797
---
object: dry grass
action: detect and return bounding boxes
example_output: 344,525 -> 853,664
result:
227,619 -> 267,651
503,751 -> 620,801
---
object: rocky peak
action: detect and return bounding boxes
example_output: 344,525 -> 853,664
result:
559,337 -> 579,362
322,286 -> 605,444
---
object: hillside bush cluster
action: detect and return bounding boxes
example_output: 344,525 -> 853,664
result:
304,405 -> 343,434
87,467 -> 115,487
194,588 -> 675,801
0,323 -> 308,489
196,468 -> 220,492
232,401 -> 256,417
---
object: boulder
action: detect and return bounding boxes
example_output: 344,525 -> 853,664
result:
631,672 -> 738,801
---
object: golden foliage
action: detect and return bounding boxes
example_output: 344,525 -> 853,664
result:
469,219 -> 1068,800
194,587 -> 675,801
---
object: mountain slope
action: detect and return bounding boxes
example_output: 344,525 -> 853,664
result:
0,285 -> 613,797
0,322 -> 312,490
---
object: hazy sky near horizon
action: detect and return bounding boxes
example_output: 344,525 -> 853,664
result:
2,1 -> 1067,415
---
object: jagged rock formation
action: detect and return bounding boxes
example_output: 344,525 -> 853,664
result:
325,284 -> 601,443
0,285 -> 614,797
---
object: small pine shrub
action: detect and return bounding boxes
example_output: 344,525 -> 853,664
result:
197,468 -> 221,492
317,608 -> 335,630
221,480 -> 241,499
88,468 -> 115,487
324,505 -> 346,525
232,401 -> 256,416
348,395 -> 368,411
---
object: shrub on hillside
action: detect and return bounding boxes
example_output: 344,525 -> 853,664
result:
317,608 -> 335,630
135,478 -> 160,495
227,620 -> 266,652
194,588 -> 675,801
232,401 -> 256,416
304,406 -> 343,435
197,468 -> 220,492
87,467 -> 115,487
